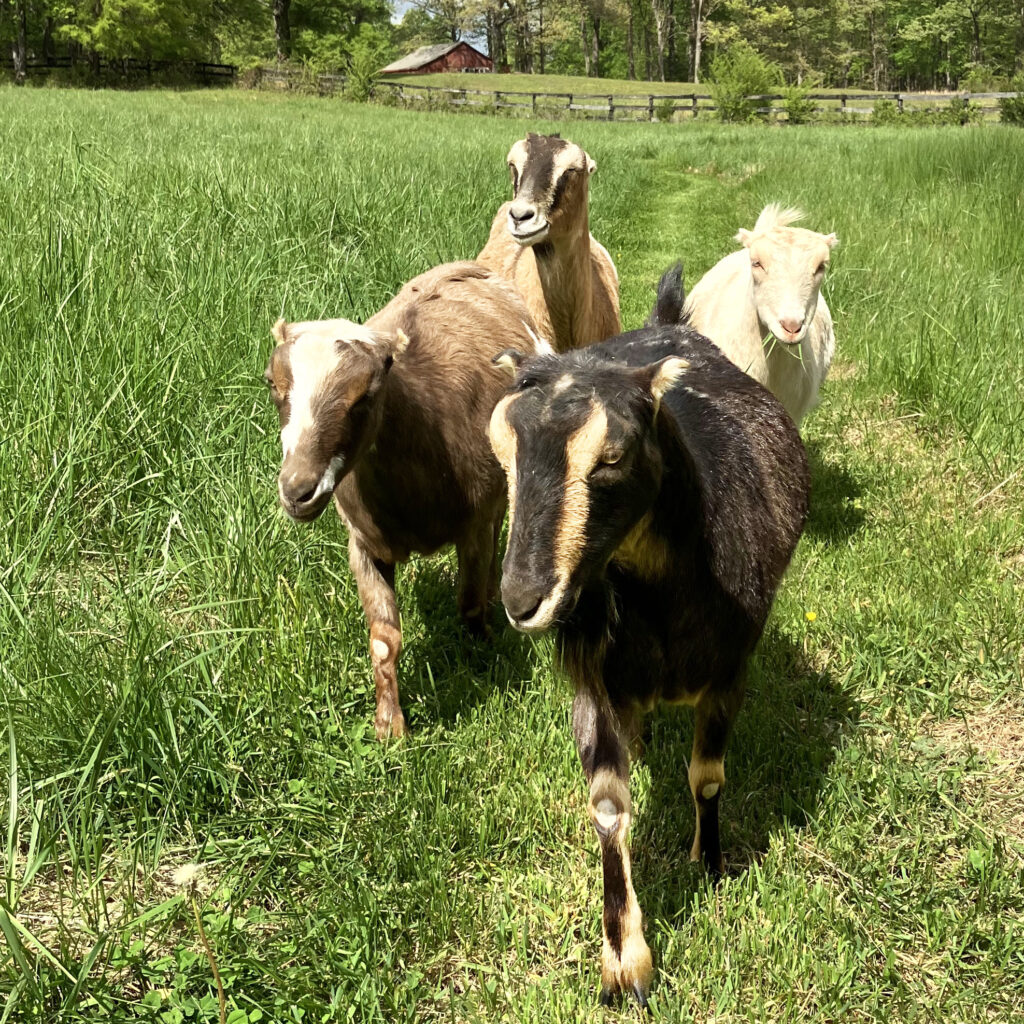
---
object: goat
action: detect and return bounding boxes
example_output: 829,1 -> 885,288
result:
477,132 -> 620,352
266,262 -> 541,740
488,266 -> 809,1005
683,203 -> 838,424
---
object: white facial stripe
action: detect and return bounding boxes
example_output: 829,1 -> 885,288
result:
279,319 -> 375,456
312,456 -> 345,501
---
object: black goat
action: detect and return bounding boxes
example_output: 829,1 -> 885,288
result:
488,266 -> 809,1006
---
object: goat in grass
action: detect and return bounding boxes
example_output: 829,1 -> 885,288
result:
488,266 -> 809,1005
683,204 -> 838,424
266,262 -> 542,739
478,132 -> 620,352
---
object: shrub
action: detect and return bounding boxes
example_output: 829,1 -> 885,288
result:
345,25 -> 392,102
783,75 -> 820,125
999,76 -> 1024,126
873,98 -> 899,126
654,97 -> 675,123
709,41 -> 782,123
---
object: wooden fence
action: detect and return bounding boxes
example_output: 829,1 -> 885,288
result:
258,67 -> 1015,122
3,57 -> 236,84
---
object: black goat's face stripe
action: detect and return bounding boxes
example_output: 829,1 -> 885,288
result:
492,390 -> 610,624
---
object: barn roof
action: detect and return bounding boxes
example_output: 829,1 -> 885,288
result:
379,41 -> 488,74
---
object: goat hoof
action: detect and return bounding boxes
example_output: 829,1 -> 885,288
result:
631,981 -> 650,1012
462,613 -> 492,641
599,986 -> 615,1006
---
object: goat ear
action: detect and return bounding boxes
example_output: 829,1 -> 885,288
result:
824,232 -> 839,249
493,348 -> 525,375
645,356 -> 690,416
735,228 -> 754,248
271,318 -> 288,346
587,156 -> 597,175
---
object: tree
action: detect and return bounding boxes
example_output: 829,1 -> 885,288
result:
273,0 -> 290,60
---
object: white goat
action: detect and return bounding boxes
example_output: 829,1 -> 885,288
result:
684,204 -> 838,424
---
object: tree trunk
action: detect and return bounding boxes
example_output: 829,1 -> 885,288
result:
653,2 -> 667,82
42,15 -> 55,62
581,10 -> 590,76
538,0 -> 545,73
627,3 -> 635,79
689,0 -> 703,84
12,0 -> 27,83
969,6 -> 982,65
273,0 -> 291,62
644,25 -> 652,80
590,16 -> 600,77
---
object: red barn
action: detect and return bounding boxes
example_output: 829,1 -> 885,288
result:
380,41 -> 492,75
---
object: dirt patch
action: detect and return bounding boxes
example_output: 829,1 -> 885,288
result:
926,701 -> 1024,850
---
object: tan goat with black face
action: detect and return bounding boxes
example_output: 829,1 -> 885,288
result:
266,262 -> 541,739
478,132 -> 620,352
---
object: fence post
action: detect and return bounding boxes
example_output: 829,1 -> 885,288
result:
608,95 -> 614,120
495,90 -> 501,109
897,92 -> 903,114
692,94 -> 698,119
532,92 -> 537,114
840,94 -> 847,113
568,93 -> 573,113
647,95 -> 654,121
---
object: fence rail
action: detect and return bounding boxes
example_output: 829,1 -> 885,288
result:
3,57 -> 236,82
258,68 -> 1014,122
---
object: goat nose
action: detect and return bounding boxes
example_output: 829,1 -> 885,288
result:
779,317 -> 804,336
509,202 -> 535,226
502,577 -> 545,623
281,467 -> 320,507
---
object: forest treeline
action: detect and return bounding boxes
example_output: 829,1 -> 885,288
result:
3,0 -> 1023,91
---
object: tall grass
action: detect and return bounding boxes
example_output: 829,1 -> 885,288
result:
0,90 -> 1022,1022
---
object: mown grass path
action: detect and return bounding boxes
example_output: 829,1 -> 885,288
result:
0,90 -> 1022,1023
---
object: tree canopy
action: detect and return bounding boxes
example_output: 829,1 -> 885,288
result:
3,0 -> 1022,89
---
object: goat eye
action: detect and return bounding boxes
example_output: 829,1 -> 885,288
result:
601,450 -> 623,466
751,260 -> 763,270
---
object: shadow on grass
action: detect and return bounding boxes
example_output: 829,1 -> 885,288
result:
394,556 -> 541,730
633,627 -> 858,925
805,439 -> 867,541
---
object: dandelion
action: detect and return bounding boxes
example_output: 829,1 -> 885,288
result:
805,611 -> 817,623
172,863 -> 203,891
173,863 -> 226,1024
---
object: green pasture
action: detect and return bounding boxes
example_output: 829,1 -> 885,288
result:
385,71 -> 888,98
0,89 -> 1022,1023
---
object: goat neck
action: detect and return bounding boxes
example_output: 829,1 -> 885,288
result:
533,214 -> 594,352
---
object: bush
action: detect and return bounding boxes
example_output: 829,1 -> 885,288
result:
873,98 -> 899,126
999,76 -> 1024,126
709,41 -> 782,123
654,97 -> 675,123
345,25 -> 392,102
783,75 -> 820,125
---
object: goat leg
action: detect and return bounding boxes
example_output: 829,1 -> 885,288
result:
348,534 -> 407,740
688,689 -> 743,877
573,685 -> 652,1007
456,511 -> 500,639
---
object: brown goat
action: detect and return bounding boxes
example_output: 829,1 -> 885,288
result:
477,133 -> 620,352
265,262 -> 541,739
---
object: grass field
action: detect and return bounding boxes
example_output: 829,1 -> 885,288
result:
385,72 -> 887,98
1,88 -> 1022,1023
